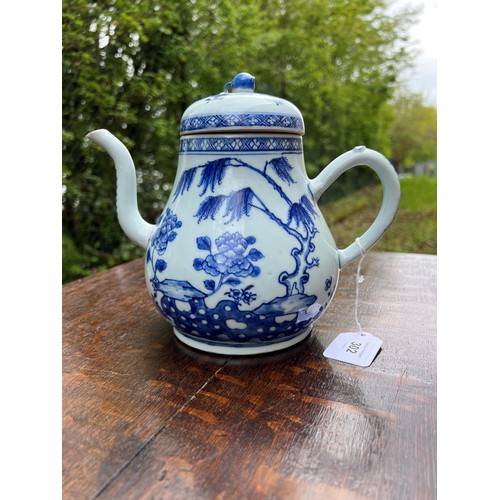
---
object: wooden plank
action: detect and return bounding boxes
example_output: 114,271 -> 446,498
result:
62,253 -> 436,499
62,259 -> 225,498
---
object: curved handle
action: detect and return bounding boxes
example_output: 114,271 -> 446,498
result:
310,146 -> 400,269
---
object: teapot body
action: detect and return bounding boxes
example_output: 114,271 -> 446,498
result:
87,72 -> 400,356
145,133 -> 339,354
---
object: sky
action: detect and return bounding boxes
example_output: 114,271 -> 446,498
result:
393,0 -> 437,105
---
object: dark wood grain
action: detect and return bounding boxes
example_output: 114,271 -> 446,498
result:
63,252 -> 436,499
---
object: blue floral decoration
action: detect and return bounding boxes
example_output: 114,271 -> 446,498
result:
151,208 -> 182,255
194,232 -> 263,286
325,276 -> 332,291
225,285 -> 257,306
146,153 -> 327,348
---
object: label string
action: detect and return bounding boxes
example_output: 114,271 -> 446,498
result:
323,238 -> 383,367
354,238 -> 366,335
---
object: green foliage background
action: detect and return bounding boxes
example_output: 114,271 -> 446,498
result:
321,176 -> 437,255
62,0 -> 428,283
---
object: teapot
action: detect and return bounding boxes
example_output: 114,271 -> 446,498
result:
87,72 -> 400,355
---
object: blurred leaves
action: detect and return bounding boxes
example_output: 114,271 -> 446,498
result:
390,91 -> 437,170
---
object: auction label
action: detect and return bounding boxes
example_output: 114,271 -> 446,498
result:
323,332 -> 382,367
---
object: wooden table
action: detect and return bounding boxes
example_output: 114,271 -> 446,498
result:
63,252 -> 436,499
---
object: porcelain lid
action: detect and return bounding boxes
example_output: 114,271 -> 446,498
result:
180,73 -> 305,136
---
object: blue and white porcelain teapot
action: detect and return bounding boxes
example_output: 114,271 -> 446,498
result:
87,72 -> 400,355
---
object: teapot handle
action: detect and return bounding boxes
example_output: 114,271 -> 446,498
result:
309,146 -> 400,269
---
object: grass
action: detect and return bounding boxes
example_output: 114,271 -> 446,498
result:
319,175 -> 437,255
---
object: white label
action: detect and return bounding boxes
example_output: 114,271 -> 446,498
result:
323,332 -> 383,367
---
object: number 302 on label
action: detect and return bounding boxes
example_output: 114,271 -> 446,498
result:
323,332 -> 383,367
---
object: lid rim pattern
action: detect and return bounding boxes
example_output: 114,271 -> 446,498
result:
180,112 -> 305,135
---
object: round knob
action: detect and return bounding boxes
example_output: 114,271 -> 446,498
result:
228,72 -> 255,93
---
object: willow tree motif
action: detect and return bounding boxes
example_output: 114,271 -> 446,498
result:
173,156 -> 320,296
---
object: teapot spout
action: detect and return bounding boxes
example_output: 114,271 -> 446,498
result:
86,129 -> 155,250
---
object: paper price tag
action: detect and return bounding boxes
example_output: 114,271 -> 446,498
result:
323,332 -> 382,367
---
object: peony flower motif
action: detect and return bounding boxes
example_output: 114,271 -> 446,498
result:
193,232 -> 263,279
151,209 -> 182,255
